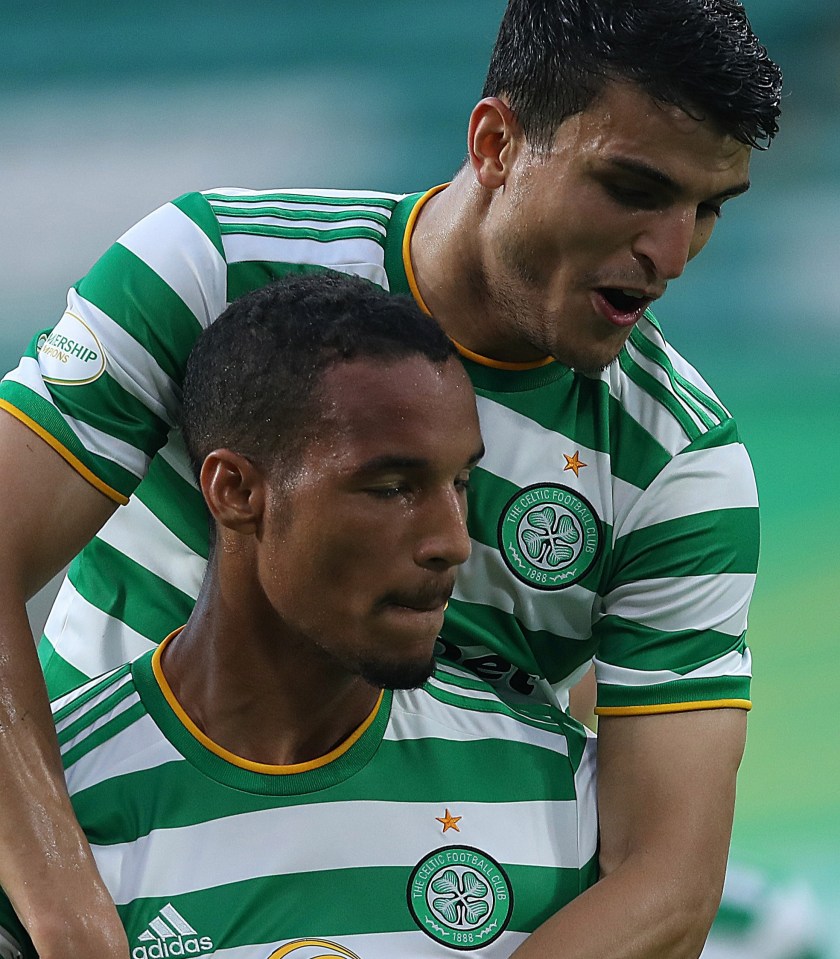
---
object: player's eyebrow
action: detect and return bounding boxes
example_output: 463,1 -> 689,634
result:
356,444 -> 485,475
604,156 -> 751,202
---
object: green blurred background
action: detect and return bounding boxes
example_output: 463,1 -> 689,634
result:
3,0 -> 838,950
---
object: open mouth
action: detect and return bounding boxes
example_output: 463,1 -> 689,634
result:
597,287 -> 651,313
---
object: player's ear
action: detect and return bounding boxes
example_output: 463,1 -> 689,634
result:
199,449 -> 265,536
466,97 -> 524,189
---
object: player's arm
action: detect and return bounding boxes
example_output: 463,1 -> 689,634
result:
0,410 -> 130,959
510,707 -> 744,958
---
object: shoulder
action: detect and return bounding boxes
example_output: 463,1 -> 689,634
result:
51,656 -> 165,794
606,313 -> 740,459
390,659 -> 590,763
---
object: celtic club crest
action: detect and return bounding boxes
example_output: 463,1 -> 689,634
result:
407,846 -> 513,950
498,484 -> 602,590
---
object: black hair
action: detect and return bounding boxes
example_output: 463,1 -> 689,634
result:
181,272 -> 457,486
482,0 -> 782,150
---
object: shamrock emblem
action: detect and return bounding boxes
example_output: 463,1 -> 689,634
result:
521,506 -> 580,567
430,869 -> 491,927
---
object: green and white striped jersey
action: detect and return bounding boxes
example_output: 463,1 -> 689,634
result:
0,652 -> 598,959
0,186 -> 758,712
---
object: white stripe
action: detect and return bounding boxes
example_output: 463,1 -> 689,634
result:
475,394 -> 643,526
210,197 -> 395,215
220,230 -> 385,276
605,358 -> 690,456
387,688 -> 571,756
50,665 -> 126,713
65,713 -> 184,795
205,186 -> 403,202
595,647 -> 752,688
456,539 -> 596,639
54,671 -> 133,735
2,355 -> 53,401
602,572 -> 755,636
94,495 -> 206,600
66,289 -> 181,426
63,411 -> 150,479
617,442 -> 757,534
574,731 -> 598,864
43,577 -> 157,678
117,201 -> 228,330
641,326 -> 730,419
216,213 -> 387,236
94,798 -> 587,905
59,688 -> 141,757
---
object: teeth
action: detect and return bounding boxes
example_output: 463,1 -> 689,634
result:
621,289 -> 645,298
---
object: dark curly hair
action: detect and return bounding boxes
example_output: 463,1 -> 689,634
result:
181,272 -> 456,484
482,0 -> 782,150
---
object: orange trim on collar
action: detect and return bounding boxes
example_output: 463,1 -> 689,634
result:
152,629 -> 384,774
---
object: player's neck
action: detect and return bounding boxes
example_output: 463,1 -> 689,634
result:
410,172 -> 548,364
161,576 -> 381,767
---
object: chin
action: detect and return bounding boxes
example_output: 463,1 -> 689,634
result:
357,654 -> 436,691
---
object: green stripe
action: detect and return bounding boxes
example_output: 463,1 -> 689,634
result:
58,681 -> 136,748
203,191 -> 399,210
594,617 -> 748,674
609,507 -> 760,585
441,600 -> 598,690
210,203 -> 390,228
681,417 -> 742,452
62,701 -> 147,769
73,735 -> 580,843
77,243 -> 203,384
472,380 -> 671,490
618,349 -> 700,441
67,537 -> 197,642
40,639 -> 91,699
117,861 -> 589,947
226,261 -> 335,302
382,192 -> 423,294
134,455 -> 210,558
52,662 -> 132,722
597,674 -> 751,709
424,679 -> 568,735
171,192 -> 225,259
51,370 -> 169,458
217,222 -> 385,245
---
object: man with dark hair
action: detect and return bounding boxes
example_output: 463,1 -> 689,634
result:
0,1 -> 782,957
0,273 -> 598,959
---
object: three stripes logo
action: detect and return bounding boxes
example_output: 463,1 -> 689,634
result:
132,903 -> 214,958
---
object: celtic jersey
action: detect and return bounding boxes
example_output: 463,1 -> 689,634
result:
0,186 -> 758,712
0,651 -> 598,959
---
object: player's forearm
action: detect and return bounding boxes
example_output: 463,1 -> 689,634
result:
509,851 -> 720,959
0,593 -> 129,959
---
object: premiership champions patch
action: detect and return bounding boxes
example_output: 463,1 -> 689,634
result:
498,484 -> 602,590
407,845 -> 513,950
37,311 -> 106,386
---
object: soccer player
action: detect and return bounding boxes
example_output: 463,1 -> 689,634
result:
0,1 -> 782,957
0,274 -> 599,959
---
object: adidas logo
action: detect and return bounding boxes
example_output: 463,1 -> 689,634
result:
131,903 -> 214,959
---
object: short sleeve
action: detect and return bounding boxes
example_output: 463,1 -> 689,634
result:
0,193 -> 228,503
593,419 -> 759,715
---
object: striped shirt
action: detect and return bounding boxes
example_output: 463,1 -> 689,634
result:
0,652 -> 598,958
0,186 -> 758,712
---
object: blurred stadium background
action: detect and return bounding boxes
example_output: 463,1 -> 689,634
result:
3,1 -> 838,951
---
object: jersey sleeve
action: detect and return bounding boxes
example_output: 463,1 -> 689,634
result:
593,418 -> 759,715
0,193 -> 228,503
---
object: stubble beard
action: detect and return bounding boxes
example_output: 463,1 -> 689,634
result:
357,653 -> 436,691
